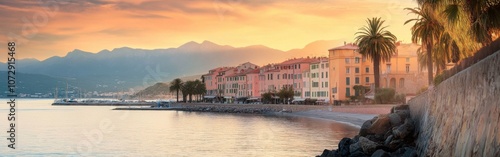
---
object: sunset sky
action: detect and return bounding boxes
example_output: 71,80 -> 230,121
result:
0,0 -> 418,60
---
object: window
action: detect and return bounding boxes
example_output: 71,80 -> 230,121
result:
298,64 -> 301,69
312,82 -> 319,87
400,78 -> 405,88
332,87 -> 337,93
355,57 -> 360,63
355,77 -> 359,84
365,67 -> 369,73
326,63 -> 329,68
406,64 -> 410,73
325,82 -> 328,88
345,58 -> 350,64
346,77 -> 350,85
366,77 -> 370,83
346,88 -> 351,97
326,72 -> 328,78
346,67 -> 350,74
321,64 -> 324,69
355,67 -> 359,73
406,57 -> 410,62
322,82 -> 324,88
321,72 -> 324,78
386,64 -> 391,73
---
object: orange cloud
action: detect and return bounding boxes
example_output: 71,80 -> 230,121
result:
0,0 -> 418,61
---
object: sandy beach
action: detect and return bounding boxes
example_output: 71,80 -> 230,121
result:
137,103 -> 395,128
281,105 -> 395,128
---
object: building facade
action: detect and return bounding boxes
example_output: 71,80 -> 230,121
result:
302,57 -> 330,102
328,43 -> 427,103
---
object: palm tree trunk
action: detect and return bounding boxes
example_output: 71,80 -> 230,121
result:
436,63 -> 443,75
176,90 -> 179,102
373,57 -> 380,90
427,44 -> 434,86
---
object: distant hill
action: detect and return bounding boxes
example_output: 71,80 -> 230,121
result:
0,40 -> 341,93
132,82 -> 170,99
131,74 -> 202,99
0,71 -> 78,97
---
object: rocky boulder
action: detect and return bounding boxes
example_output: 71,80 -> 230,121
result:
349,142 -> 363,155
359,137 -> 379,155
338,138 -> 354,156
388,113 -> 402,127
367,114 -> 391,135
370,149 -> 390,157
393,119 -> 415,139
359,120 -> 373,136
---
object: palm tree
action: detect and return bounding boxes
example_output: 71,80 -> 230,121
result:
193,79 -> 206,102
405,6 -> 443,86
418,0 -> 500,45
355,17 -> 398,90
181,81 -> 196,103
169,78 -> 183,102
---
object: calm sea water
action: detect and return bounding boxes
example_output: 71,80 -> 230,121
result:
0,99 -> 358,156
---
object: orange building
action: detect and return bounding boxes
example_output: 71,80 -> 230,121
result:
328,42 -> 427,103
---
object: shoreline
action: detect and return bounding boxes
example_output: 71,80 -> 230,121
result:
274,110 -> 378,128
114,103 -> 393,128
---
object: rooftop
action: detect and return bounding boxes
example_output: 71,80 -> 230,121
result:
328,43 -> 358,51
279,57 -> 319,65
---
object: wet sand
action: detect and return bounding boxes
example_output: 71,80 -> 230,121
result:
282,105 -> 395,127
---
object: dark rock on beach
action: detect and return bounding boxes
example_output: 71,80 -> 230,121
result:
338,138 -> 354,156
367,114 -> 391,135
317,104 -> 418,157
371,149 -> 390,157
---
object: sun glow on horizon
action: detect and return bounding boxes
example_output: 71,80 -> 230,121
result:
0,0 -> 418,60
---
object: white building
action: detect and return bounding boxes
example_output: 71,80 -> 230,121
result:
302,57 -> 330,103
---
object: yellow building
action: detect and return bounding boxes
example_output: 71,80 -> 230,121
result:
328,42 -> 427,103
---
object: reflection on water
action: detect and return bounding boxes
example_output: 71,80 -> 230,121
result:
0,99 -> 358,156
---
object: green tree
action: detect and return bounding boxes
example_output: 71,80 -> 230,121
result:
169,78 -> 183,102
353,85 -> 368,101
355,17 -> 397,91
261,92 -> 273,104
375,88 -> 396,104
277,86 -> 294,104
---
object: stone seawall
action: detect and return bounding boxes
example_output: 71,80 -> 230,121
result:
408,50 -> 500,156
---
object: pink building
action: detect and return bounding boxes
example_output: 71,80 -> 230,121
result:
203,62 -> 259,102
224,68 -> 260,99
202,67 -> 232,96
203,58 -> 320,103
258,58 -> 319,97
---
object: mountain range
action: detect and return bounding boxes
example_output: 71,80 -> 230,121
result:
0,40 -> 343,95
